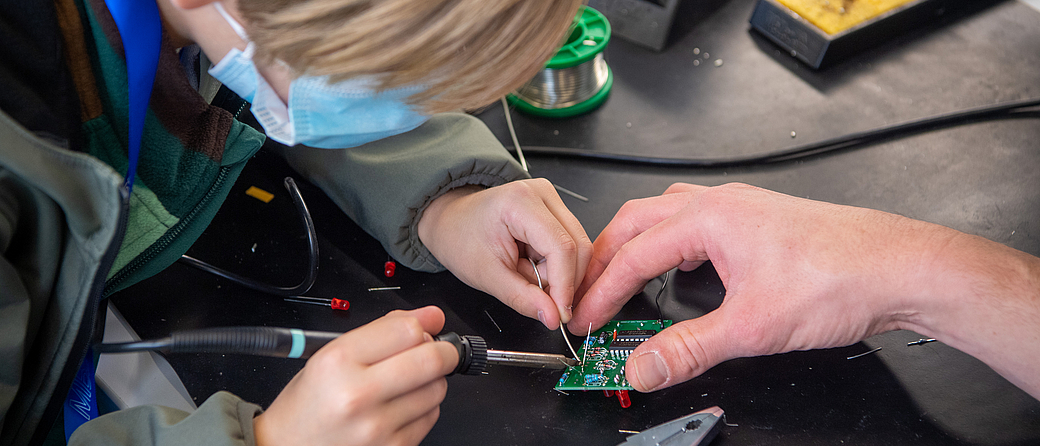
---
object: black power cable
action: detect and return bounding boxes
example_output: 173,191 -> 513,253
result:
178,177 -> 318,297
99,327 -> 338,358
510,97 -> 1040,168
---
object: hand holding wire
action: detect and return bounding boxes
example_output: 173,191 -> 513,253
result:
416,179 -> 593,329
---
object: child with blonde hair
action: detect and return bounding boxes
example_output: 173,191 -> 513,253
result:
0,0 -> 586,445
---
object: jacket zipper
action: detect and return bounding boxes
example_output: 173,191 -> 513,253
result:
102,166 -> 233,297
103,87 -> 252,297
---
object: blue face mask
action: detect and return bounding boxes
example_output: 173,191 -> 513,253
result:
208,3 -> 429,148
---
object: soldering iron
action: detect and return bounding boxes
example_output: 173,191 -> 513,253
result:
98,327 -> 578,375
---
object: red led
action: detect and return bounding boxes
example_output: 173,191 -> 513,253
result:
284,296 -> 349,311
603,390 -> 614,398
617,389 -> 632,408
384,260 -> 396,277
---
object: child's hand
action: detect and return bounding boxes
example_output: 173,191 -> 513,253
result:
254,307 -> 458,446
417,179 -> 593,329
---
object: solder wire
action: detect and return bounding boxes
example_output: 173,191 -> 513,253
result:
531,256 -> 582,364
502,98 -> 589,202
501,97 -> 528,172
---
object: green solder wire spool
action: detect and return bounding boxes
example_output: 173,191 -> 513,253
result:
508,6 -> 612,118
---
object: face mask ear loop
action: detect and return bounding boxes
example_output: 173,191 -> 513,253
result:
214,2 -> 250,41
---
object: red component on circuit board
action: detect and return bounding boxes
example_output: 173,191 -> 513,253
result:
330,298 -> 350,311
603,390 -> 614,398
384,260 -> 396,277
617,390 -> 632,408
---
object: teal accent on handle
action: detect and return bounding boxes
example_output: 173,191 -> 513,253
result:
288,329 -> 306,358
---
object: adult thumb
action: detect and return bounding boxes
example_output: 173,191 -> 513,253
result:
625,313 -> 730,392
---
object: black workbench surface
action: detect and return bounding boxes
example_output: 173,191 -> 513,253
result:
111,0 -> 1040,444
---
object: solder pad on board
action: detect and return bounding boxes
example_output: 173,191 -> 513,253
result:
555,320 -> 673,391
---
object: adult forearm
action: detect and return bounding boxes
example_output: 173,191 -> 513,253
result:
902,231 -> 1040,398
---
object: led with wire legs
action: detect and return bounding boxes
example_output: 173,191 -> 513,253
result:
284,296 -> 349,311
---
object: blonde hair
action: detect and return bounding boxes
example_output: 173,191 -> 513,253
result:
237,0 -> 585,114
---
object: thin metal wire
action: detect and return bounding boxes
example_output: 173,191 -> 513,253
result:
529,257 -> 543,289
553,184 -> 589,202
284,298 -> 327,307
581,322 -> 592,366
531,256 -> 581,364
502,97 -> 528,172
513,53 -> 610,109
501,98 -> 588,202
722,414 -> 739,427
485,309 -> 503,333
654,271 -> 670,324
846,346 -> 883,360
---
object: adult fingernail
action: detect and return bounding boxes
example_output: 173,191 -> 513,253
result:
537,310 -> 549,329
632,352 -> 668,391
423,333 -> 434,343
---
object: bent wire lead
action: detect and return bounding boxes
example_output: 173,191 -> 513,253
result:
846,346 -> 883,360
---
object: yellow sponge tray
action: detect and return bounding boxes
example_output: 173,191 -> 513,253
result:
750,0 -> 953,68
776,0 -> 918,34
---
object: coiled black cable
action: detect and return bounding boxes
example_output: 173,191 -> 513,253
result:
178,177 -> 318,297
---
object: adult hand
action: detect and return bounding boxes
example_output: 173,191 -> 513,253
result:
571,182 -> 1040,397
418,179 -> 593,329
254,307 -> 458,446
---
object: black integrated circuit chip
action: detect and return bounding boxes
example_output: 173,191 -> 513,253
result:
608,341 -> 643,351
616,329 -> 656,339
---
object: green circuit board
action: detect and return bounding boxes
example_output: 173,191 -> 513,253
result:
555,319 -> 673,391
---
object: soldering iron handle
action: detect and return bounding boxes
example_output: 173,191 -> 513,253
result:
434,332 -> 488,376
168,327 -> 339,359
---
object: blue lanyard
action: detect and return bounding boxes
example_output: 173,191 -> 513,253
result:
64,0 -> 160,441
109,0 -> 161,193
